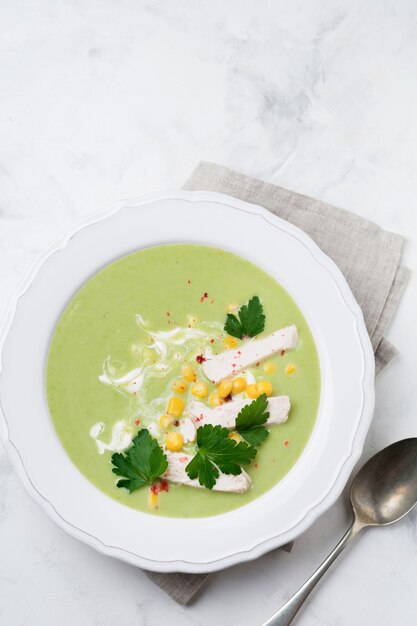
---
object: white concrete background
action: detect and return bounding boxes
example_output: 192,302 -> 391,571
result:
1,1 -> 417,625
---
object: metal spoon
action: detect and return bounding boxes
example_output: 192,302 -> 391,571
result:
262,438 -> 417,626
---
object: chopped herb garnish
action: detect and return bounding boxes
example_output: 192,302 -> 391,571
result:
235,394 -> 270,447
185,424 -> 256,489
111,429 -> 168,493
224,296 -> 265,339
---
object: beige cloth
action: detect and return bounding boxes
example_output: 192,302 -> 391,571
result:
145,161 -> 409,604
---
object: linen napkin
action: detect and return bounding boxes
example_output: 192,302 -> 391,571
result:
145,161 -> 409,605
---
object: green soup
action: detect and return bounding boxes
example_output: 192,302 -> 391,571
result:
46,244 -> 320,517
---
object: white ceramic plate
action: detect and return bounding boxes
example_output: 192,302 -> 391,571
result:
0,191 -> 375,573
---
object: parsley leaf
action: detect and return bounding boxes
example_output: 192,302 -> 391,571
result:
111,429 -> 168,493
224,296 -> 265,339
224,312 -> 242,338
185,424 -> 256,489
235,394 -> 270,447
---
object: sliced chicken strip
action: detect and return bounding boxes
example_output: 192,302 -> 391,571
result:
188,396 -> 290,429
163,450 -> 251,493
203,325 -> 298,384
179,417 -> 196,443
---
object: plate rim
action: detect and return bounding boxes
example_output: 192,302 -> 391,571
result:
0,190 -> 375,573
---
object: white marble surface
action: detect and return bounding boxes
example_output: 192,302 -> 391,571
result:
1,1 -> 417,624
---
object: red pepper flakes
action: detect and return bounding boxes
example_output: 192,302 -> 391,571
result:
179,456 -> 188,463
151,480 -> 169,495
173,420 -> 180,427
210,338 -> 215,344
196,354 -> 206,364
256,362 -> 260,367
166,311 -> 170,317
187,279 -> 192,285
254,463 -> 259,469
280,350 -> 286,356
284,440 -> 289,447
200,292 -> 209,302
134,419 -> 140,426
195,414 -> 204,422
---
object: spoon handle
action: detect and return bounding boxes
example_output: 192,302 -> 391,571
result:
262,522 -> 361,626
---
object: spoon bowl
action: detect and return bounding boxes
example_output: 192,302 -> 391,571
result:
351,438 -> 417,527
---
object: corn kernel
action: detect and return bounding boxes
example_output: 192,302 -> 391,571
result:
257,380 -> 273,396
227,303 -> 239,313
285,363 -> 296,375
167,396 -> 185,417
165,431 -> 184,452
263,361 -> 276,375
209,392 -> 223,407
229,432 -> 242,443
224,336 -> 238,349
192,380 -> 209,398
148,490 -> 159,510
172,379 -> 188,393
246,383 -> 260,399
182,363 -> 196,382
232,377 -> 246,394
218,379 -> 233,398
159,414 -> 173,429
